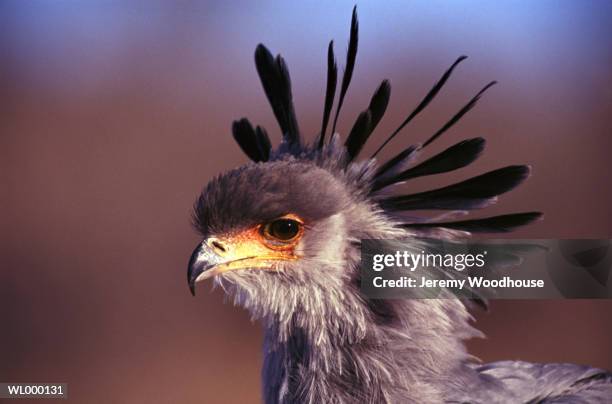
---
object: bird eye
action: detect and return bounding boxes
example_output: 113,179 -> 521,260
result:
262,218 -> 302,243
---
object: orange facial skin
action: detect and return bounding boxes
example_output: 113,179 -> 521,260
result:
200,215 -> 304,278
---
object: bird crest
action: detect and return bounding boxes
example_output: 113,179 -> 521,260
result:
230,5 -> 541,237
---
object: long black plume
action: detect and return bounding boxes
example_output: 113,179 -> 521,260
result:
254,44 -> 300,146
380,165 -> 530,211
331,6 -> 359,136
368,80 -> 391,130
422,81 -> 496,148
371,55 -> 467,157
403,212 -> 543,233
232,118 -> 271,162
372,138 -> 485,191
373,144 -> 420,181
254,126 -> 271,161
344,80 -> 391,160
345,110 -> 372,160
318,41 -> 338,148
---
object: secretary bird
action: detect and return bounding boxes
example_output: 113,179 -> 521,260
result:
188,7 -> 612,403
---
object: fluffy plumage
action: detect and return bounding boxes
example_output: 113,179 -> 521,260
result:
190,7 -> 611,403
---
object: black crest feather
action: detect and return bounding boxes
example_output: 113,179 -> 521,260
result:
331,6 -> 359,136
318,41 -> 338,148
368,80 -> 391,131
372,138 -> 485,191
232,118 -> 271,162
344,80 -> 391,160
372,55 -> 467,157
345,110 -> 372,160
422,81 -> 496,148
380,165 -> 530,211
403,212 -> 543,233
254,126 -> 272,161
254,44 -> 300,146
374,145 -> 420,181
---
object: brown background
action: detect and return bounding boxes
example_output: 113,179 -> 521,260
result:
1,1 -> 611,403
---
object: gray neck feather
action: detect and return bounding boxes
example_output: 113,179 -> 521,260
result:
261,280 -> 482,404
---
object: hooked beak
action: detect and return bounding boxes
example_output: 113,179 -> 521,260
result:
187,235 -> 300,296
187,241 -> 224,296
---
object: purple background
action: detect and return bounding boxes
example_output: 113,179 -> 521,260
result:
2,1 -> 611,402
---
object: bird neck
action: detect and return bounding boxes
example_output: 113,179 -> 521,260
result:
261,296 -> 479,403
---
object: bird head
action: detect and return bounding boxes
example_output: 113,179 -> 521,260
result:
187,7 -> 541,337
188,145 -> 403,329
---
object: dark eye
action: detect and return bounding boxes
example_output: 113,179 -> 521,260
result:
262,218 -> 302,242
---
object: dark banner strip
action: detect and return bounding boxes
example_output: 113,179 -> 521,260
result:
360,239 -> 612,299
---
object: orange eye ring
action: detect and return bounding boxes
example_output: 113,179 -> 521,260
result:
260,215 -> 304,246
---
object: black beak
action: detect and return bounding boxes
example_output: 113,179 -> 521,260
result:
188,243 -> 204,296
187,241 -> 227,296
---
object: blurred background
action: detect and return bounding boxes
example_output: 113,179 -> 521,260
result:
1,1 -> 611,403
